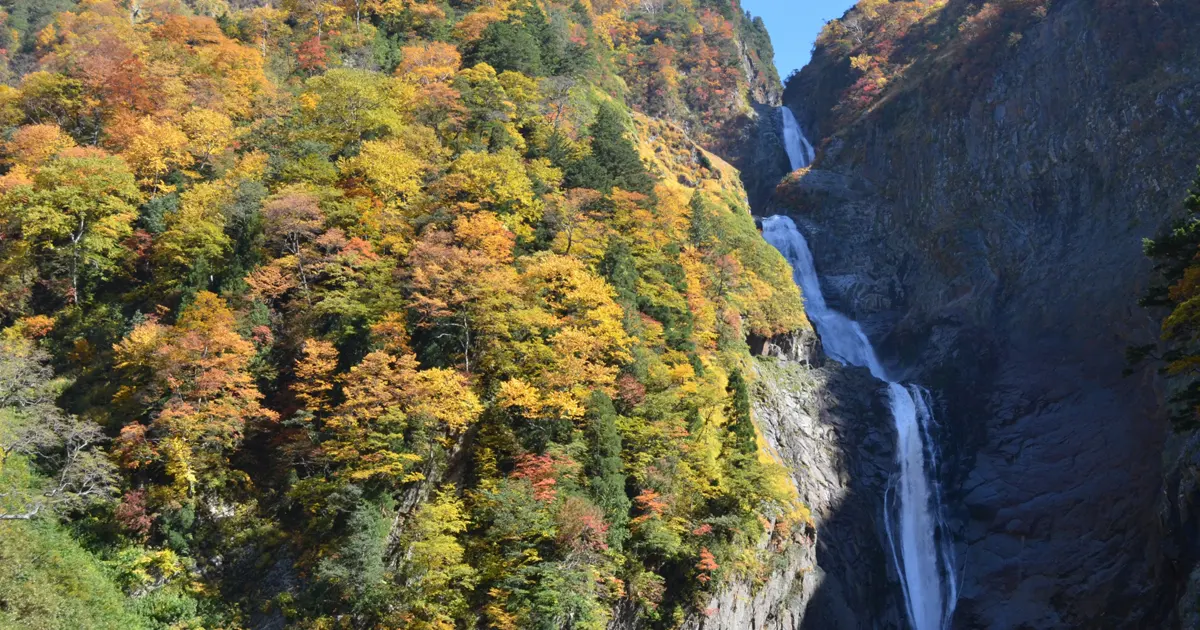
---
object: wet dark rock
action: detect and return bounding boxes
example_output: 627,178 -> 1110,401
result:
733,104 -> 793,210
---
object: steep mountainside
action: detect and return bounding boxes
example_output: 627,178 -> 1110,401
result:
771,0 -> 1200,626
0,1 -> 811,629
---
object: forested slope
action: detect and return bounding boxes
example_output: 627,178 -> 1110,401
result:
0,1 -> 811,628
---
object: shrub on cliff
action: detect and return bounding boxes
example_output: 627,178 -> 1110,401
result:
1137,165 -> 1200,430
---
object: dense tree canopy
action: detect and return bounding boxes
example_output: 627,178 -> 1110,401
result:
0,1 -> 809,628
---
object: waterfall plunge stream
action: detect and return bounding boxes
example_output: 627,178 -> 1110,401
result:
764,108 -> 958,630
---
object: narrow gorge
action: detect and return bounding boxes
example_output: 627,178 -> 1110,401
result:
762,210 -> 959,630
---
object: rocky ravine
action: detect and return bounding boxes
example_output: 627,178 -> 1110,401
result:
772,0 -> 1200,627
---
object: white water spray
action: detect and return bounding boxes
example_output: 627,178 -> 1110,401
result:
780,106 -> 816,170
765,114 -> 957,629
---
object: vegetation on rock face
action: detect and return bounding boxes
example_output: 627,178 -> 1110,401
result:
0,0 -> 808,627
1137,166 -> 1200,431
614,0 -> 779,146
796,0 -> 1060,127
795,0 -> 1195,132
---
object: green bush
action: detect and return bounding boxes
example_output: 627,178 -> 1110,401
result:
0,521 -> 148,630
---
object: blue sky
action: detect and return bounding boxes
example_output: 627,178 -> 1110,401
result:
741,0 -> 859,78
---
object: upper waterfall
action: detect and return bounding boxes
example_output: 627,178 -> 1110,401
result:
780,106 -> 816,170
762,216 -> 958,630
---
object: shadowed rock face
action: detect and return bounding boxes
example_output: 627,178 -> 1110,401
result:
770,0 -> 1200,626
735,105 -> 793,211
751,362 -> 903,630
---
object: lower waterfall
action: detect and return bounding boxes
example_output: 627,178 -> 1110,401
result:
762,216 -> 958,630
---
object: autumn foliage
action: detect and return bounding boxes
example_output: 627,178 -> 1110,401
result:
809,0 -> 1056,123
0,0 -> 806,628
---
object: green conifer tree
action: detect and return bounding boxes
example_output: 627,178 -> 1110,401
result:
688,190 -> 714,250
584,390 -> 631,549
571,102 -> 655,195
1139,166 -> 1200,430
726,368 -> 756,456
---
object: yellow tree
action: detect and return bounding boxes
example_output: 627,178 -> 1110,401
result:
246,6 -> 292,58
405,212 -> 520,373
397,41 -> 465,134
508,253 -> 634,418
338,129 -> 442,209
451,63 -> 520,150
0,148 -> 141,306
262,188 -> 326,299
434,148 -> 540,237
282,0 -> 347,40
390,488 -> 477,629
150,151 -> 267,295
123,116 -> 193,196
4,124 -> 76,169
113,292 -> 275,501
318,349 -> 481,485
547,188 -> 604,257
294,339 -> 339,415
399,41 -> 462,85
182,108 -> 238,168
453,0 -> 514,43
152,181 -> 233,290
296,69 -> 414,150
369,0 -> 449,27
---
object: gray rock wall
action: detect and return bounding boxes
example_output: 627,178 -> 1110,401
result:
773,0 -> 1200,626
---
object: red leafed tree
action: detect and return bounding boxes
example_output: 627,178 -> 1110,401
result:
114,489 -> 155,539
297,36 -> 329,74
632,488 -> 668,523
696,547 -> 719,584
511,453 -> 579,502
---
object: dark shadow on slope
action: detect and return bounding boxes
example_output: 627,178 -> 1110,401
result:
796,363 -> 908,630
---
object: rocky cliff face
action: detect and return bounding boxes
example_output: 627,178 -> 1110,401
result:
771,0 -> 1200,626
687,3 -> 785,186
737,106 -> 795,213
682,358 -> 904,630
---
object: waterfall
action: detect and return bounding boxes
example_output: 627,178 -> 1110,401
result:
780,106 -> 816,170
761,216 -> 958,630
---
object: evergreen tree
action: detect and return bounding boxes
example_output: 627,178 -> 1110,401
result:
1138,165 -> 1200,430
571,102 -> 655,195
471,20 -> 544,76
600,237 -> 638,308
688,190 -> 714,250
563,152 -> 610,191
726,369 -> 755,456
467,1 -> 564,77
583,391 -> 631,549
522,1 -> 562,73
649,244 -> 697,352
1142,167 -> 1200,307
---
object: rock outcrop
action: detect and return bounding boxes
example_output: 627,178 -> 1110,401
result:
770,0 -> 1200,626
